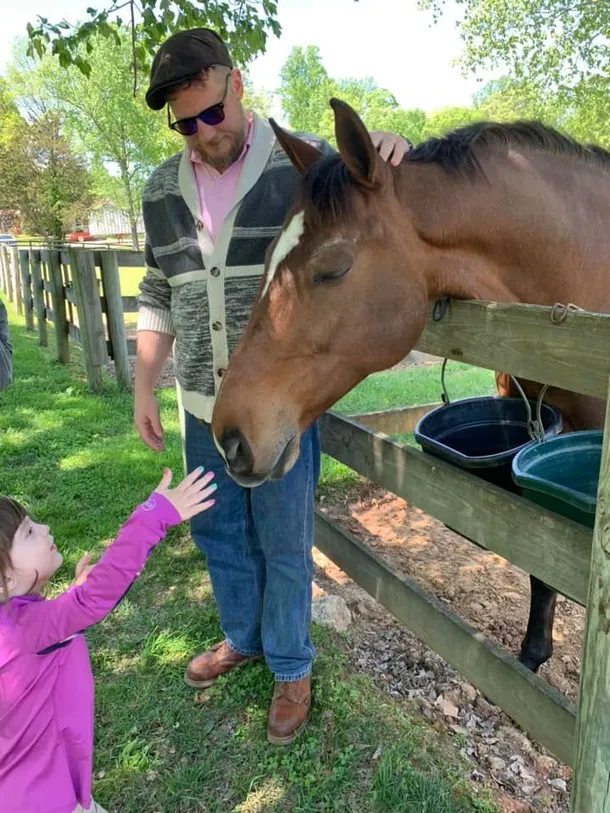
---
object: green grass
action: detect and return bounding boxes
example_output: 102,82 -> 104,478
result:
0,301 -> 497,812
117,266 -> 146,332
335,363 -> 494,415
118,266 -> 147,297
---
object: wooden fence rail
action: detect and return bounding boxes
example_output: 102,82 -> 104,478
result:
416,299 -> 610,399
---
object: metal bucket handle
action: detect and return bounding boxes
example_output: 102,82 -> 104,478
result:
440,359 -> 550,443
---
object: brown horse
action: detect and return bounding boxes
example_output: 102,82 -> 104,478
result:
212,99 -> 610,670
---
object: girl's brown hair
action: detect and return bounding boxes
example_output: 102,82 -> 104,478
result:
0,496 -> 27,601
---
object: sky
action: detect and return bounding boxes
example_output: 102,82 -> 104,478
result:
0,0 -> 495,115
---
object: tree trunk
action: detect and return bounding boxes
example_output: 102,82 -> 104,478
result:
118,148 -> 140,251
130,218 -> 140,251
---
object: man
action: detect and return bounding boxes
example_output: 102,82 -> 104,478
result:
137,27 -> 411,744
0,299 -> 12,392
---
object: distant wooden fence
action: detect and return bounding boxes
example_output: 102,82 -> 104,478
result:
0,245 -> 145,392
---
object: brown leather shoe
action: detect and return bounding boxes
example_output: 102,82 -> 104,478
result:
184,641 -> 261,689
267,675 -> 311,745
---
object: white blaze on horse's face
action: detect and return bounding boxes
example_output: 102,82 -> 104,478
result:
261,211 -> 305,299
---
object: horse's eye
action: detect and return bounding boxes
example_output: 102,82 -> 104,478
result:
312,266 -> 351,285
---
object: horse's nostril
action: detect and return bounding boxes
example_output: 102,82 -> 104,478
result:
224,435 -> 241,462
221,428 -> 254,476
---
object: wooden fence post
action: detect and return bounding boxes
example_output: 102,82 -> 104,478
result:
99,250 -> 131,388
571,383 -> 610,811
1,246 -> 7,296
18,250 -> 34,331
29,249 -> 48,347
10,246 -> 22,315
0,247 -> 5,294
68,248 -> 108,393
44,249 -> 70,363
2,246 -> 14,302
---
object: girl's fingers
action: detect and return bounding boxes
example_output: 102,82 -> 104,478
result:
177,468 -> 203,489
74,553 -> 95,585
75,552 -> 92,576
187,498 -> 216,518
182,471 -> 215,497
156,468 -> 173,492
182,490 -> 217,513
186,483 -> 217,504
191,471 -> 215,491
179,466 -> 211,490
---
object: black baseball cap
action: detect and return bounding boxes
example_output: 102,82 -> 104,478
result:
146,28 -> 233,110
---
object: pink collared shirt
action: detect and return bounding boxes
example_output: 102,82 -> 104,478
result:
190,117 -> 254,241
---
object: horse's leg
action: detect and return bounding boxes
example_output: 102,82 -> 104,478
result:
496,373 -> 558,670
519,576 -> 557,671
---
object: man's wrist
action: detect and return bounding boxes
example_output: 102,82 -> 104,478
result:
134,383 -> 155,401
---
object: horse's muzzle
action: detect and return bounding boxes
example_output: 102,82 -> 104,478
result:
219,428 -> 299,487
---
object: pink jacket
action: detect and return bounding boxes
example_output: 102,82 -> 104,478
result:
0,493 -> 180,813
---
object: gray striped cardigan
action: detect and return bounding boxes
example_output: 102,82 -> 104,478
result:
137,113 -> 332,421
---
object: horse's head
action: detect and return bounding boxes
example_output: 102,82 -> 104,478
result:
212,99 -> 429,485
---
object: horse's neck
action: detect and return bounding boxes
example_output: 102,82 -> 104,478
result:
396,156 -> 609,308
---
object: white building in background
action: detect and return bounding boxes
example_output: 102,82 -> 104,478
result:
88,202 -> 144,237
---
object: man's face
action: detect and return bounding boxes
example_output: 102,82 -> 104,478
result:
169,68 -> 247,172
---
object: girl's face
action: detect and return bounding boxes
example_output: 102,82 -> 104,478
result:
8,515 -> 63,596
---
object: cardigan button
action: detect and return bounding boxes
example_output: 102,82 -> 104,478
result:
210,266 -> 220,277
217,367 -> 226,378
212,321 -> 222,331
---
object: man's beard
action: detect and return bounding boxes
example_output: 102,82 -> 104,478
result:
195,112 -> 247,173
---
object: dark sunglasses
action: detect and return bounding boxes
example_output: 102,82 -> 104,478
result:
168,72 -> 231,136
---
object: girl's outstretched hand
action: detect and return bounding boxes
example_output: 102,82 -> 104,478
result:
155,467 -> 217,521
74,552 -> 94,585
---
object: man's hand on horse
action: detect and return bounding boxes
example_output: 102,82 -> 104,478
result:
369,132 -> 413,166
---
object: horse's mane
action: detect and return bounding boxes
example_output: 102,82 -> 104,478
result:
299,120 -> 610,224
407,120 -> 610,176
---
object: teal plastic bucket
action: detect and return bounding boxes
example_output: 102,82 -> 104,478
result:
511,430 -> 602,528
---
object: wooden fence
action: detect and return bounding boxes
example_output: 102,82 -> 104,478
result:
0,245 -> 144,391
315,300 -> 610,812
2,243 -> 610,808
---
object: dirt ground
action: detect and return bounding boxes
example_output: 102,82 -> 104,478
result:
321,485 -> 583,702
314,481 -> 581,812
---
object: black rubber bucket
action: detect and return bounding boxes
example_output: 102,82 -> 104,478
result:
414,396 -> 563,490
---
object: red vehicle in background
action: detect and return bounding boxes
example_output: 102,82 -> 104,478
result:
67,230 -> 95,243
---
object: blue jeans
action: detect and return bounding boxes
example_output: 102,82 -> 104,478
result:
184,411 -> 320,681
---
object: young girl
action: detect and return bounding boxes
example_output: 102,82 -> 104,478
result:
0,466 -> 216,813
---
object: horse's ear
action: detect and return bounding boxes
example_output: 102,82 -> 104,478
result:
269,118 -> 323,174
330,97 -> 381,190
